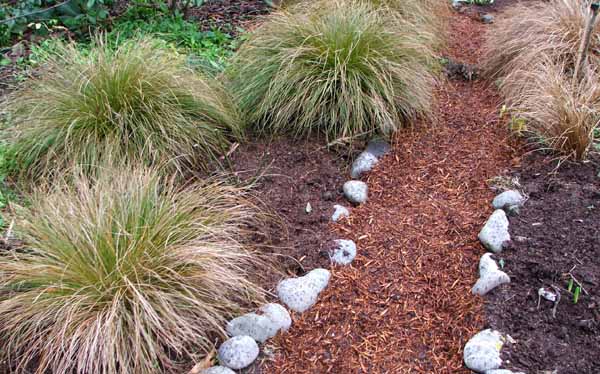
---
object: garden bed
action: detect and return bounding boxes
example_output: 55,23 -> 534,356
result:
230,137 -> 348,282
486,153 -> 600,374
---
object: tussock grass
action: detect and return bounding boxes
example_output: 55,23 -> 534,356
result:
0,168 -> 265,374
484,0 -> 600,159
483,0 -> 600,78
3,37 -> 242,182
502,60 -> 600,160
227,0 -> 435,142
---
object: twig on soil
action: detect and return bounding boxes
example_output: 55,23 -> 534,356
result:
551,285 -> 561,318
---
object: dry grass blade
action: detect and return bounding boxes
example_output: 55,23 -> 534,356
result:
0,167 -> 266,374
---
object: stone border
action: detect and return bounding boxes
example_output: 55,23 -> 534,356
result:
465,188 -> 528,373
200,139 -> 391,372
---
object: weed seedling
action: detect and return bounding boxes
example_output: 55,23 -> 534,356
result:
573,286 -> 581,304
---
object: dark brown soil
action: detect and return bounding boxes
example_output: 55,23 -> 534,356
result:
485,153 -> 600,374
229,137 -> 348,284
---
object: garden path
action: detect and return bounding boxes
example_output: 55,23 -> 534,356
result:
263,7 -> 520,374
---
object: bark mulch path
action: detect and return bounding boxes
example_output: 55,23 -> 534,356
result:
261,11 -> 520,374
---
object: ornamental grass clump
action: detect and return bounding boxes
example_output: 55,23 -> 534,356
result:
0,168 -> 265,374
501,59 -> 600,160
228,0 -> 435,142
483,0 -> 600,78
483,0 -> 600,159
3,37 -> 242,181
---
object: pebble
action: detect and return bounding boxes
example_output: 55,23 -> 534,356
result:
343,180 -> 368,204
331,239 -> 357,265
478,210 -> 510,253
464,329 -> 504,373
218,336 -> 259,370
481,14 -> 494,24
365,138 -> 391,158
351,151 -> 378,178
331,204 -> 350,222
202,366 -> 236,374
277,268 -> 331,313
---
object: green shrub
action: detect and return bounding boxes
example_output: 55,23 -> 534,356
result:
227,0 -> 435,142
0,0 -> 112,48
107,3 -> 240,73
3,37 -> 243,181
0,167 -> 265,374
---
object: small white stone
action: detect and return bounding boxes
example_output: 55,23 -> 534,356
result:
218,336 -> 259,370
365,138 -> 391,158
478,210 -> 510,253
351,151 -> 378,178
538,287 -> 557,302
472,270 -> 510,296
277,269 -> 331,313
202,366 -> 236,374
260,303 -> 292,332
479,253 -> 499,278
331,204 -> 350,222
464,329 -> 503,373
492,190 -> 525,213
343,181 -> 368,204
226,313 -> 278,343
331,239 -> 357,265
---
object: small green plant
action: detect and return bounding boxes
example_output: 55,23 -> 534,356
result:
573,285 -> 582,303
0,0 -> 112,47
107,3 -> 240,71
3,37 -> 243,181
567,277 -> 583,304
0,167 -> 266,374
228,0 -> 435,142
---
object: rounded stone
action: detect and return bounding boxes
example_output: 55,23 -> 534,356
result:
331,239 -> 357,265
343,180 -> 368,204
331,204 -> 350,222
260,303 -> 292,331
218,335 -> 259,370
351,151 -> 378,178
276,268 -> 331,313
202,366 -> 236,374
492,190 -> 525,212
226,313 -> 278,343
365,138 -> 391,158
478,210 -> 510,253
464,329 -> 503,373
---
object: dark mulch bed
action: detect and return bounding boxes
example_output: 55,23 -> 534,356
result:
485,153 -> 600,374
229,137 -> 348,286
